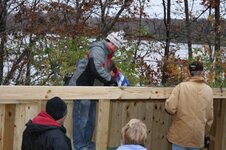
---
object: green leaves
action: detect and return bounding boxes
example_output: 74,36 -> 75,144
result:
31,36 -> 90,85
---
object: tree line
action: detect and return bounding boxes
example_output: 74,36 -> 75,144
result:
0,0 -> 225,87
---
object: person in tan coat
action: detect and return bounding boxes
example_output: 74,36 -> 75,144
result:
165,61 -> 213,150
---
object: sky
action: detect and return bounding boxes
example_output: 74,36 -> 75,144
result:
146,0 -> 210,19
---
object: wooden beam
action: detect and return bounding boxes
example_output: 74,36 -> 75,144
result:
214,100 -> 226,150
0,86 -> 225,101
96,100 -> 111,150
222,100 -> 226,150
0,105 -> 5,150
3,105 -> 16,150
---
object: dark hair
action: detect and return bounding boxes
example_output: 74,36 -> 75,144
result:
189,61 -> 203,76
189,61 -> 203,72
46,96 -> 67,120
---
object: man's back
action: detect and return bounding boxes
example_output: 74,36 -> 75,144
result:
22,120 -> 71,150
165,77 -> 213,148
69,40 -> 117,86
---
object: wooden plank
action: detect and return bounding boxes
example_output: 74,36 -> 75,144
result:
160,104 -> 172,150
151,103 -> 162,149
0,105 -> 5,150
224,100 -> 226,150
164,111 -> 172,150
13,104 -> 26,150
13,103 -> 39,150
0,86 -> 225,101
63,101 -> 73,139
96,100 -> 111,150
3,104 -> 16,150
108,101 -> 123,147
213,100 -> 226,150
149,103 -> 171,150
0,86 -> 121,100
145,102 -> 154,150
0,87 -> 225,150
25,103 -> 39,123
121,101 -> 131,130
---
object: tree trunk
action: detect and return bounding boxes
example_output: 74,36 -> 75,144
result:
0,0 -> 7,85
214,0 -> 222,86
162,0 -> 171,86
184,0 -> 192,59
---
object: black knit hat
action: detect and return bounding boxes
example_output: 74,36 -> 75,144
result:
46,96 -> 67,120
189,61 -> 203,72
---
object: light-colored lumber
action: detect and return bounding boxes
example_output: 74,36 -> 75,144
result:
0,105 -> 5,150
3,104 -> 15,150
13,103 -> 39,150
0,86 -> 225,101
0,86 -> 225,150
96,100 -> 111,150
108,101 -> 123,147
64,101 -> 73,139
214,100 -> 226,150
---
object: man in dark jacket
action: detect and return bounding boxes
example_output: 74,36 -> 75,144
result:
69,32 -> 125,150
22,96 -> 71,150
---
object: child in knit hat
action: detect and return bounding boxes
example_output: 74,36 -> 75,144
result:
22,96 -> 71,150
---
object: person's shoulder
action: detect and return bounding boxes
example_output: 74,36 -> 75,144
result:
203,83 -> 213,92
89,40 -> 108,55
90,40 -> 106,49
45,127 -> 66,137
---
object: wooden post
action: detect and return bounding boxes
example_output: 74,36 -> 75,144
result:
96,99 -> 111,150
223,100 -> 226,150
13,103 -> 39,150
3,104 -> 16,150
214,99 -> 226,150
0,105 -> 5,150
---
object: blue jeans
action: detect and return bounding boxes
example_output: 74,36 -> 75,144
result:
172,144 -> 199,150
73,100 -> 96,150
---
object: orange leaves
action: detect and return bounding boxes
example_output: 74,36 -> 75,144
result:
165,57 -> 188,84
201,0 -> 220,8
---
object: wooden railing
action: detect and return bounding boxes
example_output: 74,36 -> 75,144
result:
0,86 -> 225,150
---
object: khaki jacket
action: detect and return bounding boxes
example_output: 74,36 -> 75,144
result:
165,77 -> 213,148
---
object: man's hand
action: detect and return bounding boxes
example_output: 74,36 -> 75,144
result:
111,80 -> 118,86
204,136 -> 210,148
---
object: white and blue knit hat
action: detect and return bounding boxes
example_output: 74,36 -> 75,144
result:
106,32 -> 125,49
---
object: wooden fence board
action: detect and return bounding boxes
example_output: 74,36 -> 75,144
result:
108,101 -> 123,147
145,103 -> 154,150
222,100 -> 226,150
224,100 -> 226,150
96,100 -> 111,150
0,87 -> 225,150
108,101 -> 172,150
3,105 -> 16,150
213,100 -> 226,150
0,105 -> 5,150
14,104 -> 26,150
0,86 -> 225,100
64,101 -> 73,139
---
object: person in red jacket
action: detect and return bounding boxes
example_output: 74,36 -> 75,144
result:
22,96 -> 71,150
69,32 -> 125,150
